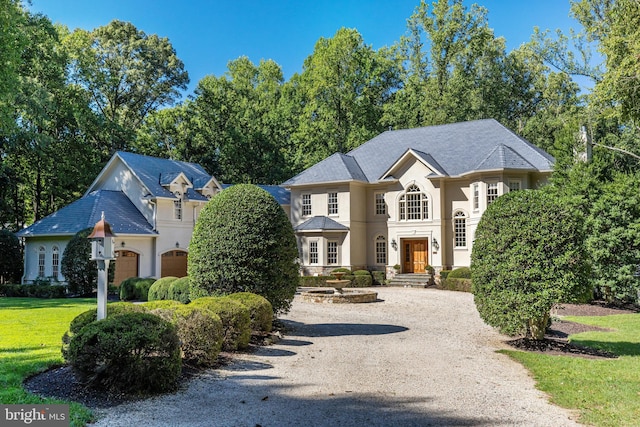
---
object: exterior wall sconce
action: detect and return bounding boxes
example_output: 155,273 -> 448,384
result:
121,241 -> 125,247
175,242 -> 180,248
391,239 -> 397,251
432,238 -> 439,251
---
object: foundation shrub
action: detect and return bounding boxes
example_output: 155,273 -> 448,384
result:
351,270 -> 372,287
330,268 -> 354,281
299,276 -> 331,287
440,278 -> 472,292
119,277 -> 155,301
0,284 -> 66,298
447,267 -> 471,279
150,305 -> 223,367
148,276 -> 178,301
190,297 -> 251,351
439,270 -> 452,280
227,292 -> 273,333
371,271 -> 385,285
168,277 -> 191,303
66,312 -> 181,394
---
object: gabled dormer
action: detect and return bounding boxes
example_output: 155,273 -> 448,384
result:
160,171 -> 193,200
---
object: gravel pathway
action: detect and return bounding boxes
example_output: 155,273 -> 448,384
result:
92,288 -> 581,426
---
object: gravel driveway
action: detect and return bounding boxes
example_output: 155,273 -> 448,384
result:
92,288 -> 581,426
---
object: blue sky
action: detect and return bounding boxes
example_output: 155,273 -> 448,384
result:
29,1 -> 580,98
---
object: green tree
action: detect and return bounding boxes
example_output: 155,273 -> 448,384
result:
61,228 -> 113,295
471,190 -> 591,340
0,229 -> 22,284
63,20 -> 189,156
0,0 -> 25,133
188,184 -> 299,314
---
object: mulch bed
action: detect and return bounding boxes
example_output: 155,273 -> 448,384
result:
506,301 -> 639,359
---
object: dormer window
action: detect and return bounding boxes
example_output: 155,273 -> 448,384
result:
174,192 -> 182,220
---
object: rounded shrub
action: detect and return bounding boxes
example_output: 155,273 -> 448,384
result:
148,276 -> 178,301
188,184 -> 299,314
190,296 -> 251,351
119,277 -> 156,301
150,304 -> 223,367
168,277 -> 191,304
351,270 -> 372,287
66,312 -> 181,393
447,267 -> 471,279
142,299 -> 184,310
471,189 -> 591,339
226,292 -> 273,334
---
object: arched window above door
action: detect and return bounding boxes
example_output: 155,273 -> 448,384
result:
399,184 -> 430,220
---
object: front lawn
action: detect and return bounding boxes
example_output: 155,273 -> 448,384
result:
0,297 -> 97,426
503,313 -> 640,427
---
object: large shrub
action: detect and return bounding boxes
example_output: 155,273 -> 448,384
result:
119,277 -> 155,301
227,292 -> 273,334
61,228 -> 96,295
471,190 -> 591,340
0,229 -> 22,284
351,270 -> 372,287
447,267 -> 471,279
188,184 -> 299,313
150,304 -> 223,367
190,296 -> 251,351
66,312 -> 181,393
168,276 -> 191,303
148,276 -> 178,301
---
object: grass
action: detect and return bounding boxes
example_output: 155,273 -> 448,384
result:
502,313 -> 640,427
0,297 -> 97,427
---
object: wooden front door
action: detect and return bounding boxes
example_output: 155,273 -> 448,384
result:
114,250 -> 139,286
403,240 -> 428,273
161,250 -> 188,278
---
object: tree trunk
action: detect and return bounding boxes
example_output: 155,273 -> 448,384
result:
528,313 -> 549,340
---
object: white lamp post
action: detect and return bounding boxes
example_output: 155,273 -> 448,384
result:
88,212 -> 116,320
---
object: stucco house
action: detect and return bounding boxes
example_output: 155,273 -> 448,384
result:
282,119 -> 554,277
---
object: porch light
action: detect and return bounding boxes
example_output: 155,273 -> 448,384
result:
391,239 -> 397,251
432,237 -> 439,251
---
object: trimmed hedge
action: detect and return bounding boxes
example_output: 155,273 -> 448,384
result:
142,300 -> 184,310
227,292 -> 273,334
66,312 -> 181,393
351,270 -> 372,287
168,277 -> 191,303
0,284 -> 66,298
190,297 -> 251,351
299,276 -> 332,287
448,267 -> 471,279
150,304 -> 223,367
120,277 -> 156,301
439,270 -> 452,280
148,276 -> 178,301
439,278 -> 472,293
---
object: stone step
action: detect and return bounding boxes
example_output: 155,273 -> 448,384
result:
388,274 -> 434,288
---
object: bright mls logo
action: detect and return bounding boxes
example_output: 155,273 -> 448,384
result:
1,405 -> 68,426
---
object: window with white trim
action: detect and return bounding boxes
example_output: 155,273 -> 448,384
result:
52,246 -> 59,279
486,183 -> 498,205
375,236 -> 387,265
472,183 -> 479,210
174,192 -> 182,220
328,192 -> 338,215
399,184 -> 429,220
508,180 -> 521,192
38,246 -> 46,277
327,241 -> 338,264
454,211 -> 467,248
302,194 -> 312,216
375,193 -> 386,215
309,241 -> 318,264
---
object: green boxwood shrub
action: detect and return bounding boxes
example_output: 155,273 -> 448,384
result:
66,312 -> 181,394
351,270 -> 372,287
119,277 -> 156,301
148,276 -> 178,301
299,276 -> 332,287
150,305 -> 223,367
142,300 -> 184,310
447,267 -> 471,279
227,292 -> 273,334
439,270 -> 452,280
0,284 -> 66,298
168,277 -> 191,303
371,271 -> 385,285
190,297 -> 251,351
188,184 -> 299,314
440,278 -> 472,293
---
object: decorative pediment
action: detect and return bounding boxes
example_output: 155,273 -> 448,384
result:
379,148 -> 447,181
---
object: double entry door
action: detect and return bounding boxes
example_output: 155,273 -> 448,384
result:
403,239 -> 428,273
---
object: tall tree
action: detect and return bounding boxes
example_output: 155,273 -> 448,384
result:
63,20 -> 189,157
0,0 -> 25,134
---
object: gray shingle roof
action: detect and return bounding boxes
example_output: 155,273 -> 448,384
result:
283,119 -> 554,186
17,190 -> 156,237
220,184 -> 291,205
114,151 -> 213,198
294,216 -> 349,232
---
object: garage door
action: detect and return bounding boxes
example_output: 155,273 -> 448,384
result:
161,250 -> 188,278
114,250 -> 139,286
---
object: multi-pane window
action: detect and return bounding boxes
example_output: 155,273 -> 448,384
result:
375,236 -> 387,265
38,246 -> 45,277
399,185 -> 429,220
472,183 -> 479,210
375,193 -> 386,215
486,183 -> 499,205
309,241 -> 318,264
454,211 -> 467,248
327,241 -> 338,264
302,194 -> 312,216
52,246 -> 59,279
508,180 -> 521,192
328,192 -> 338,215
174,192 -> 182,220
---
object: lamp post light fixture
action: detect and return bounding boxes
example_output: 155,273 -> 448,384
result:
88,212 -> 116,320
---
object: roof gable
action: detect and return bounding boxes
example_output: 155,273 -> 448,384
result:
380,148 -> 448,180
472,144 -> 536,173
283,153 -> 367,186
